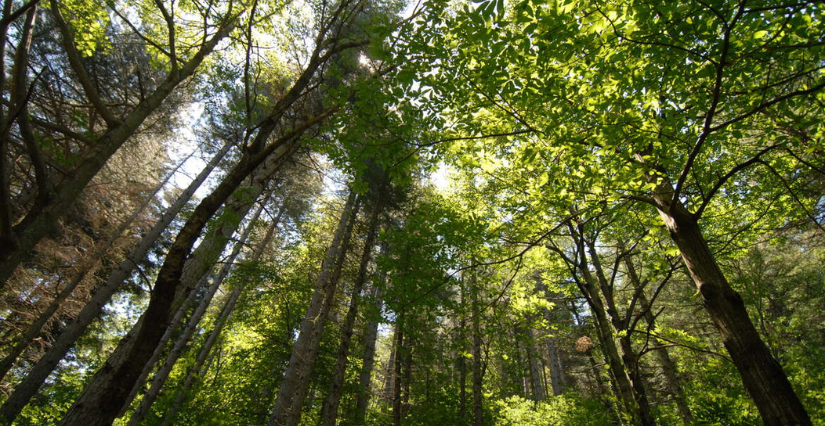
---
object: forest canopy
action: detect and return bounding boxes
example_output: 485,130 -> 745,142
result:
0,0 -> 822,425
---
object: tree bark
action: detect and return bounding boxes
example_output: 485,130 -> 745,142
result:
56,110 -> 320,425
159,210 -> 282,425
525,328 -> 546,402
126,197 -> 279,424
321,197 -> 382,426
653,193 -> 811,425
0,141 -> 231,425
471,284 -> 484,426
583,238 -> 655,426
267,190 -> 360,426
622,251 -> 693,425
392,312 -> 404,426
353,283 -> 384,425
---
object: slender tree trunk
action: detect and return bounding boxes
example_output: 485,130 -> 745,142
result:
267,191 -> 360,426
353,283 -> 383,425
127,197 -> 281,424
654,196 -> 810,425
525,328 -> 545,402
402,340 -> 412,420
56,116 -> 312,425
583,239 -> 655,426
622,251 -> 693,425
0,17 -> 239,287
0,142 -> 231,425
114,154 -> 277,418
392,312 -> 404,426
578,265 -> 639,425
159,212 -> 281,425
382,323 -> 398,413
0,2 -> 37,250
321,198 -> 381,426
458,316 -> 467,424
471,285 -> 484,426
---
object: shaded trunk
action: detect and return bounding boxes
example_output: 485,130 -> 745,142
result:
159,213 -> 281,425
0,141 -> 231,425
267,191 -> 360,426
584,239 -> 655,426
623,251 -> 692,425
353,283 -> 383,425
655,196 -> 810,425
321,198 -> 381,426
458,317 -> 467,423
525,328 -> 545,402
160,277 -> 245,426
578,267 -> 639,425
126,198 -> 278,424
392,312 -> 404,426
471,288 -> 484,426
56,115 -> 314,425
546,333 -> 564,396
116,156 -> 286,418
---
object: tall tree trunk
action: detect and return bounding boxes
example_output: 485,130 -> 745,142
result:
471,281 -> 484,426
650,181 -> 811,425
0,151 -> 191,382
267,190 -> 360,426
392,311 -> 404,426
458,313 -> 467,423
583,238 -> 655,426
622,251 -> 693,425
383,323 -> 398,413
56,111 -> 318,425
159,211 -> 282,425
0,3 -> 38,251
536,278 -> 565,396
0,16 -> 239,287
321,197 -> 382,426
116,156 -> 285,418
353,283 -> 384,425
577,265 -> 639,425
127,197 -> 281,424
0,141 -> 231,425
525,328 -> 545,402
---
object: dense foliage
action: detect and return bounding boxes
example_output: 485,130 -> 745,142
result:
0,0 -> 822,425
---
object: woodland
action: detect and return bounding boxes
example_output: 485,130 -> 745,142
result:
0,0 -> 822,424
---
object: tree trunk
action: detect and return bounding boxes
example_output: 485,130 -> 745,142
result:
525,328 -> 545,402
116,157 -> 284,418
353,283 -> 384,425
458,315 -> 467,423
127,197 -> 280,424
622,251 -> 693,425
0,141 -> 231,425
159,212 -> 281,425
654,196 -> 810,425
267,191 -> 360,426
583,238 -> 655,426
392,312 -> 404,426
578,265 -> 640,425
471,285 -> 484,426
56,115 -> 314,425
321,197 -> 381,426
383,323 -> 398,413
0,17 -> 239,287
